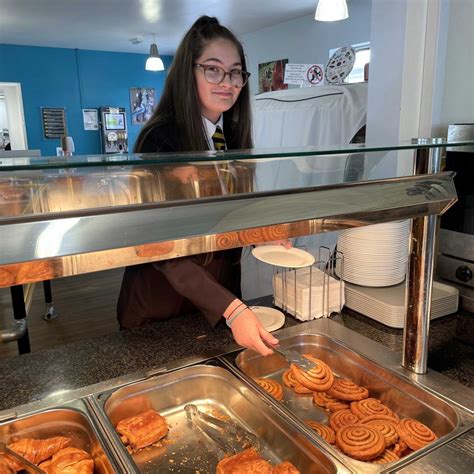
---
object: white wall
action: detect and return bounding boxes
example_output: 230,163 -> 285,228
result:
0,97 -> 8,132
241,0 -> 372,94
434,0 -> 474,135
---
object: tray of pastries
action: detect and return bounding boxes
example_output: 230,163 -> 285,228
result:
233,333 -> 460,472
92,362 -> 338,473
0,399 -> 120,473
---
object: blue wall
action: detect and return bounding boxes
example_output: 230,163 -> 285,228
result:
0,44 -> 173,156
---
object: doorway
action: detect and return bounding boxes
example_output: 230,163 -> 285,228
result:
0,82 -> 28,150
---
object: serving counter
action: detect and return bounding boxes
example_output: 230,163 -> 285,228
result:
0,141 -> 473,472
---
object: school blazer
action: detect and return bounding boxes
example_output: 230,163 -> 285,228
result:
117,123 -> 242,329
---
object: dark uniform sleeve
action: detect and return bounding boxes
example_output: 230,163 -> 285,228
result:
153,258 -> 235,327
135,124 -> 238,327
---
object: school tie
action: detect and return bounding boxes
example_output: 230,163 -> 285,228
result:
212,126 -> 226,151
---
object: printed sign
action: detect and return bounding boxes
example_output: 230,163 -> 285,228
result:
82,109 -> 98,131
284,64 -> 325,87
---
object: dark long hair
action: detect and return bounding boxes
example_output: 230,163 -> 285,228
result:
135,16 -> 252,152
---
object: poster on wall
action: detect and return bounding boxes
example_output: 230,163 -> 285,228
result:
82,109 -> 98,130
258,59 -> 288,93
284,64 -> 325,87
130,87 -> 156,125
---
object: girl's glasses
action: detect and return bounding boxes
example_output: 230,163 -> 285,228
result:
194,64 -> 251,88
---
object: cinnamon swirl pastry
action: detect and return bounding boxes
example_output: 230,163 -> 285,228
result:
327,379 -> 369,401
391,440 -> 408,457
305,420 -> 336,444
290,355 -> 334,392
350,398 -> 399,421
254,378 -> 284,401
282,369 -> 312,394
360,415 -> 399,446
371,448 -> 400,464
328,409 -> 359,431
396,418 -> 438,451
336,425 -> 385,461
312,392 -> 349,412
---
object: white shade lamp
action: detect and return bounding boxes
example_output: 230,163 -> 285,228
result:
145,35 -> 165,71
315,0 -> 349,22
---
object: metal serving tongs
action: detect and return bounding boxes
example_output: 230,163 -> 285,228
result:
184,404 -> 260,454
268,344 -> 318,371
0,442 -> 46,473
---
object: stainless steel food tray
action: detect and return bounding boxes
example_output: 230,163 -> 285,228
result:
90,363 -> 339,473
0,398 -> 120,473
230,333 -> 473,473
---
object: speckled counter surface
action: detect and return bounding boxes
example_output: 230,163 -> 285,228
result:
0,296 -> 472,411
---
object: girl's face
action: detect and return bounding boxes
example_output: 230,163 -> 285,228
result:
194,38 -> 243,123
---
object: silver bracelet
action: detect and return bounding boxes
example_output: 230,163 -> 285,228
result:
226,305 -> 248,327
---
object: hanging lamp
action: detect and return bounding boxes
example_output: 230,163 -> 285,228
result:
315,0 -> 349,22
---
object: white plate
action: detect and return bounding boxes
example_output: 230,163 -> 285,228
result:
252,246 -> 315,268
251,306 -> 285,332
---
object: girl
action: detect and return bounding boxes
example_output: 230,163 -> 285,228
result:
117,16 -> 281,356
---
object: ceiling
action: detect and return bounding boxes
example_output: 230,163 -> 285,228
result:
0,0 -> 317,55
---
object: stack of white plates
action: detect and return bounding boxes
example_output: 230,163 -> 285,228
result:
273,267 -> 344,321
344,280 -> 459,328
336,221 -> 410,287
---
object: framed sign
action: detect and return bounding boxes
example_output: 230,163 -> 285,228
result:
258,59 -> 288,93
130,87 -> 156,125
41,107 -> 67,139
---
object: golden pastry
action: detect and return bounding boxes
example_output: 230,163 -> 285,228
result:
282,369 -> 312,394
336,425 -> 385,461
350,398 -> 399,421
290,355 -> 334,392
6,436 -> 72,471
371,448 -> 400,464
305,420 -> 336,444
41,447 -> 94,474
391,440 -> 408,456
312,391 -> 349,412
116,409 -> 168,450
254,378 -> 284,401
216,448 -> 300,474
396,418 -> 438,451
274,460 -> 300,473
328,409 -> 359,431
327,379 -> 369,401
360,415 -> 399,446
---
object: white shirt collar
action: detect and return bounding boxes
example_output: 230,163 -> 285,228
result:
202,115 -> 224,150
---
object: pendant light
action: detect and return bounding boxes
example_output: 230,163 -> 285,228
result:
315,0 -> 349,22
145,34 -> 164,71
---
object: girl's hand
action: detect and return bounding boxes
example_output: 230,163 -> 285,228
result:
255,239 -> 292,249
229,307 -> 279,356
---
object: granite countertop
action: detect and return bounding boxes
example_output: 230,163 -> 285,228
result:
0,296 -> 472,411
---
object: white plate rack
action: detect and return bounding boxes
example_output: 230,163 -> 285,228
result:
272,246 -> 345,321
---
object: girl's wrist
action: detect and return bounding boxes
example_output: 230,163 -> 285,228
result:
223,299 -> 244,320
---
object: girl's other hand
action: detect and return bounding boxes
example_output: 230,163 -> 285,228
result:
229,307 -> 278,356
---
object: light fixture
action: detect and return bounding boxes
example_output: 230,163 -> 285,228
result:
145,34 -> 164,71
315,0 -> 349,22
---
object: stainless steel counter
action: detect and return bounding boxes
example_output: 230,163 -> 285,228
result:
1,318 -> 472,473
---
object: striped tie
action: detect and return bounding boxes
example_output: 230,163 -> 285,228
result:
212,125 -> 226,151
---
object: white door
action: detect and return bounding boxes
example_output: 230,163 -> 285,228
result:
0,82 -> 28,150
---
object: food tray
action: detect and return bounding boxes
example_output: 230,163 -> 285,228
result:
0,399 -> 119,473
234,333 -> 461,472
92,363 -> 337,473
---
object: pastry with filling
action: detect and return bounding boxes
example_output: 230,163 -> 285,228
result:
216,448 -> 300,473
116,409 -> 168,450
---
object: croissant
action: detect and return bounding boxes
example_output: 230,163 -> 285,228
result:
7,436 -> 72,470
40,447 -> 94,474
116,409 -> 168,450
0,457 -> 14,474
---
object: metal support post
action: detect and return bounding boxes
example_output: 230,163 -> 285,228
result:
402,143 -> 442,373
